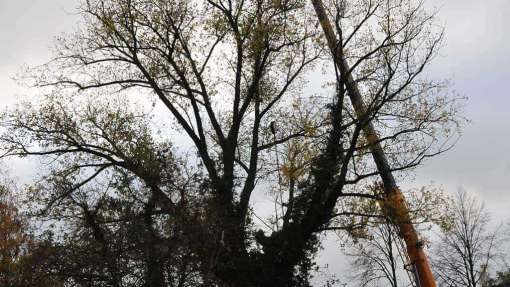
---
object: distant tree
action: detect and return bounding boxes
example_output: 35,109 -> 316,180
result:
0,182 -> 27,286
0,178 -> 63,287
347,223 -> 404,287
432,190 -> 501,287
1,0 -> 463,285
340,186 -> 452,287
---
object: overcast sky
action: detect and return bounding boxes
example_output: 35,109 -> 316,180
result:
1,0 -> 509,285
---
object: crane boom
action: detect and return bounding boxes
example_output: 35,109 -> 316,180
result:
309,1 -> 437,286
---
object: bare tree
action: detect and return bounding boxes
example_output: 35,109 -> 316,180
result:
432,190 -> 501,287
349,223 -> 405,287
340,186 -> 451,287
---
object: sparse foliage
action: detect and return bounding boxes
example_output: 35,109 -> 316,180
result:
1,0 -> 464,286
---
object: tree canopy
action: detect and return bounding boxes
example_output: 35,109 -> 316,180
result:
1,0 -> 465,286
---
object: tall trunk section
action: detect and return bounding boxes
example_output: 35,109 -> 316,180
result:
309,1 -> 437,286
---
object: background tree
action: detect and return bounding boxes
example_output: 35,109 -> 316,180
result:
1,0 -> 463,286
0,181 -> 28,286
432,190 -> 502,287
0,176 -> 63,287
338,186 -> 452,287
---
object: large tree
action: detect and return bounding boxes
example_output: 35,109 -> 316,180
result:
1,0 -> 463,286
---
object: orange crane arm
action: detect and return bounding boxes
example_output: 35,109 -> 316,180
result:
309,1 -> 437,286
